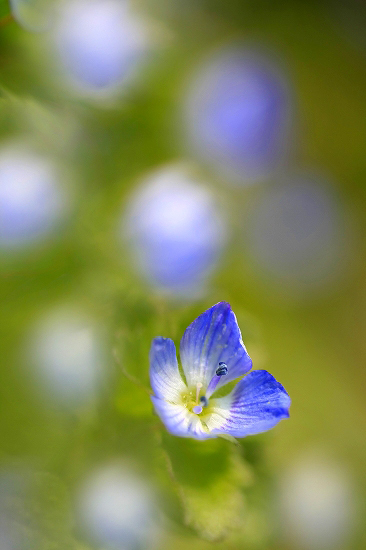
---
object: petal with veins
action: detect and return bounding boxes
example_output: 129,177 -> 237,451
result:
149,337 -> 186,402
207,370 -> 290,437
180,302 -> 252,390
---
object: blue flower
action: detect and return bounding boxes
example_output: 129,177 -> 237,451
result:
0,144 -> 66,248
184,46 -> 291,184
54,0 -> 148,96
124,165 -> 226,297
150,302 -> 290,439
246,175 -> 344,292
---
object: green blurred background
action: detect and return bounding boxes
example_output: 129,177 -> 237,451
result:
0,0 -> 365,549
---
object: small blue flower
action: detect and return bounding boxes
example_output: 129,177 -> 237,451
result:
124,165 -> 226,297
150,302 -> 290,439
184,46 -> 291,184
246,175 -> 344,292
54,0 -> 148,96
0,144 -> 66,248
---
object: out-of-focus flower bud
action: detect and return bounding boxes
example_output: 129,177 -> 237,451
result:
123,164 -> 227,298
29,307 -> 104,407
53,0 -> 149,98
245,174 -> 347,295
0,143 -> 67,249
279,454 -> 357,549
77,465 -> 159,549
183,45 -> 292,185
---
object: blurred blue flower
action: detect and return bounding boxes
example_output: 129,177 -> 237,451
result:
29,306 -> 104,407
78,465 -> 158,549
184,46 -> 291,184
124,165 -> 226,298
54,0 -> 148,97
246,175 -> 346,293
150,301 -> 290,439
279,454 -> 356,550
0,144 -> 66,248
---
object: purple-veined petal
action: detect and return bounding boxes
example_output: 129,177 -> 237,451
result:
149,337 -> 186,402
207,370 -> 290,437
179,302 -> 252,390
151,396 -> 214,440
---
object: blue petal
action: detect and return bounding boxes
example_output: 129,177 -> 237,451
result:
207,370 -> 290,437
151,396 -> 214,439
149,337 -> 186,402
179,302 -> 252,389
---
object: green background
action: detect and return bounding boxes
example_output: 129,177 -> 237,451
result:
0,0 -> 365,548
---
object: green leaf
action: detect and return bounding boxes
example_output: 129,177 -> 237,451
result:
159,435 -> 253,541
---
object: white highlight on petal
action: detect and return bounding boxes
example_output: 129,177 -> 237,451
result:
124,164 -> 226,298
0,143 -> 67,248
203,399 -> 233,433
151,396 -> 213,439
77,464 -> 158,549
53,0 -> 149,99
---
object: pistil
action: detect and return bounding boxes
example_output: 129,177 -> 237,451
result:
195,382 -> 202,404
192,382 -> 204,414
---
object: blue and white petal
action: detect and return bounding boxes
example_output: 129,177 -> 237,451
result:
180,302 -> 252,389
149,337 -> 186,402
151,396 -> 213,439
207,370 -> 290,437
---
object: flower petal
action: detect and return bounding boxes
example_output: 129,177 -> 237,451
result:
206,370 -> 290,437
149,337 -> 186,402
151,396 -> 214,439
179,302 -> 252,389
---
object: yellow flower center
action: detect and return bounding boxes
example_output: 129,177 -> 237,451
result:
179,383 -> 214,417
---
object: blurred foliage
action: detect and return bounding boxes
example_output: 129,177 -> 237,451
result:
0,0 -> 10,19
160,435 -> 251,541
0,470 -> 90,549
0,0 -> 365,549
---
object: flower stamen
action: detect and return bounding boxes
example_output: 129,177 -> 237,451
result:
205,362 -> 228,399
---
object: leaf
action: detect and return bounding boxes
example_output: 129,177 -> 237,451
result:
159,435 -> 253,542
